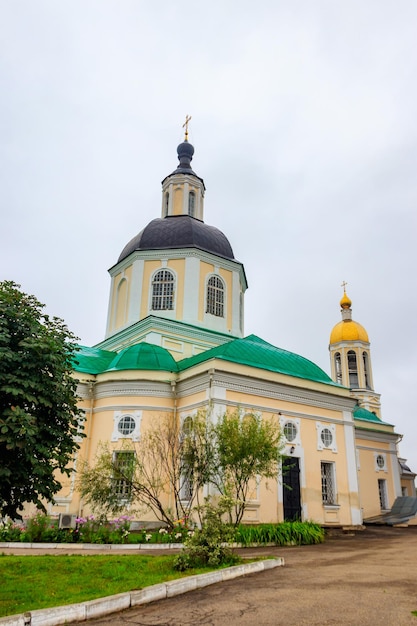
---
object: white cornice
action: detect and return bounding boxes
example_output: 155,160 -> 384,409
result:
177,369 -> 356,412
109,247 -> 247,288
95,315 -> 236,352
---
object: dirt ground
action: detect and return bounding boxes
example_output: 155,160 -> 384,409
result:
4,525 -> 417,625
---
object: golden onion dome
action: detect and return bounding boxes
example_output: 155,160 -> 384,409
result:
329,319 -> 369,344
340,291 -> 352,309
330,286 -> 369,344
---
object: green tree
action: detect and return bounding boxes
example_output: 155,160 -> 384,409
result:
78,413 -> 216,529
0,281 -> 83,518
213,410 -> 284,525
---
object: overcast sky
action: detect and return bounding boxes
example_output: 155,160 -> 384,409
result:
1,1 -> 416,473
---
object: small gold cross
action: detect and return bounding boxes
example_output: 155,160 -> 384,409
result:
341,280 -> 348,292
182,115 -> 192,140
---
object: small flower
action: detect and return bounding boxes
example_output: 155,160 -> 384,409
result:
145,533 -> 152,542
159,528 -> 168,534
175,533 -> 182,540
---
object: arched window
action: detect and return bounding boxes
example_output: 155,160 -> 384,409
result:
347,350 -> 358,388
151,270 -> 174,310
164,192 -> 169,217
206,276 -> 224,317
188,191 -> 195,217
334,352 -> 342,384
363,352 -> 370,389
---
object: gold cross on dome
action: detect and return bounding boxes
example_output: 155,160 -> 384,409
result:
182,115 -> 192,140
341,280 -> 348,292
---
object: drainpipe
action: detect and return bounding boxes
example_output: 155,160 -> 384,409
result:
78,379 -> 95,517
170,379 -> 177,515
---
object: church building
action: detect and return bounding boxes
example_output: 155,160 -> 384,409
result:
52,125 -> 415,527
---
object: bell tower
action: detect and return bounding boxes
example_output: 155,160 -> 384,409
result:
329,285 -> 381,416
161,116 -> 206,221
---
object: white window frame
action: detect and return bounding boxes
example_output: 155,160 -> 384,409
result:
316,422 -> 337,453
378,478 -> 389,510
321,461 -> 337,505
206,274 -> 225,318
375,452 -> 387,472
280,416 -> 301,453
112,450 -> 135,503
150,268 -> 176,312
112,411 -> 142,442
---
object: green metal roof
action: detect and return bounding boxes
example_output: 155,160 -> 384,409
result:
72,346 -> 115,374
74,335 -> 337,386
353,405 -> 392,425
73,343 -> 178,374
177,334 -> 337,385
106,342 -> 178,372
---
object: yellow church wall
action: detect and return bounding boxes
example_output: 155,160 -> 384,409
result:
110,265 -> 132,331
198,261 -> 214,320
167,258 -> 185,320
172,185 -> 183,215
140,260 -> 162,319
219,267 -> 233,330
355,439 -> 397,518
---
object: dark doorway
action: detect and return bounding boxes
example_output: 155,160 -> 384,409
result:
282,456 -> 302,521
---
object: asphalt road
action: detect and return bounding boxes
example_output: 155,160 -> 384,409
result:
65,525 -> 417,626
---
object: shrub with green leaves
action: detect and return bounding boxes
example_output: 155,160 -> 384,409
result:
174,498 -> 240,571
234,521 -> 324,546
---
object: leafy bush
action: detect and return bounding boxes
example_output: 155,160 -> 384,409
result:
174,498 -> 240,571
235,521 -> 324,546
0,518 -> 25,541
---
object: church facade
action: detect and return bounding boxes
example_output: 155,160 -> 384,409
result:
50,129 -> 415,527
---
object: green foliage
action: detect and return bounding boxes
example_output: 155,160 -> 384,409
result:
78,412 -> 216,530
0,281 -> 83,518
235,521 -> 325,546
174,497 -> 240,571
79,409 -> 284,530
213,410 -> 284,524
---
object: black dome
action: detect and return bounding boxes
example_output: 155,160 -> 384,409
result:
118,215 -> 235,263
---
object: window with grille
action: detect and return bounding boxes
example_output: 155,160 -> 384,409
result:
113,451 -> 135,501
151,270 -> 174,310
320,428 -> 333,448
206,276 -> 224,317
321,462 -> 336,504
117,415 -> 136,436
284,421 -> 297,442
378,478 -> 388,509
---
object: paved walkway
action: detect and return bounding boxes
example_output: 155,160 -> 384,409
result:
3,526 -> 417,625
72,526 -> 417,626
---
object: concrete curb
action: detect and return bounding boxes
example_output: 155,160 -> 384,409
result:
0,558 -> 284,626
0,541 -> 184,551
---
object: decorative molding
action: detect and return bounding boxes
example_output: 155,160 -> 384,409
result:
108,247 -> 247,288
93,380 -> 173,399
178,369 -> 355,413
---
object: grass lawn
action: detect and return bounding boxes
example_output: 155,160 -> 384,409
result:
0,554 -> 215,618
